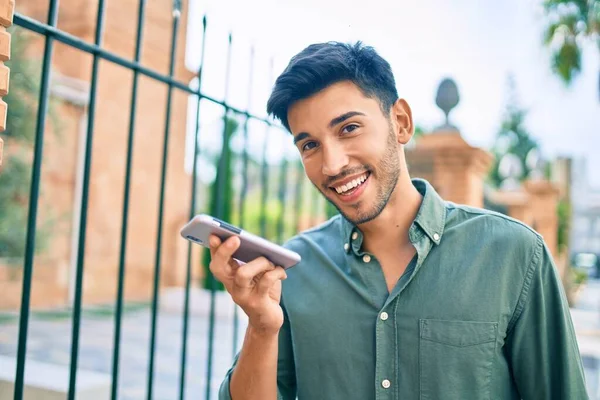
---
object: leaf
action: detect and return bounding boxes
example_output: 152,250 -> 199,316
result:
544,21 -> 564,44
552,40 -> 582,83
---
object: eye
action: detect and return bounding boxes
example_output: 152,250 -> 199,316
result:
341,124 -> 359,134
302,141 -> 318,152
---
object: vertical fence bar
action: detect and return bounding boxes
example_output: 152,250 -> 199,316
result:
110,1 -> 147,399
14,1 -> 60,398
146,2 -> 181,398
232,46 -> 255,358
276,154 -> 288,244
206,31 -> 234,400
259,130 -> 269,237
67,0 -> 106,398
294,161 -> 305,233
178,14 -> 208,400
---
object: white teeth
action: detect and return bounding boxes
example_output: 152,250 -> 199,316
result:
334,173 -> 368,194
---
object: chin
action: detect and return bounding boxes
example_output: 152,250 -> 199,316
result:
336,202 -> 382,226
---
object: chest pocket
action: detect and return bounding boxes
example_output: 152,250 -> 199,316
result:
419,319 -> 498,400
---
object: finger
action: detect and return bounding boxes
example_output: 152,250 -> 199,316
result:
211,235 -> 240,266
233,257 -> 275,289
209,236 -> 240,278
208,235 -> 222,257
256,267 -> 287,295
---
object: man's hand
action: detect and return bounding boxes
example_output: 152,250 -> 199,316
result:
209,235 -> 287,336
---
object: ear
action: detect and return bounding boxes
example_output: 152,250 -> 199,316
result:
391,99 -> 413,145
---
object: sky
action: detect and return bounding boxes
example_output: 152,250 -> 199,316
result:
183,0 -> 600,187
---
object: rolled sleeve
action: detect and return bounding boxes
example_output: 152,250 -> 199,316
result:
218,300 -> 297,400
218,352 -> 240,400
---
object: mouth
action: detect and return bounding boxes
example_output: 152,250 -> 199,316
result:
328,172 -> 371,203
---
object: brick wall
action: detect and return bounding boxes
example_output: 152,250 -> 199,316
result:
1,0 -> 200,310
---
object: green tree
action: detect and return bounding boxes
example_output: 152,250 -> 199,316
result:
0,28 -> 57,263
557,199 -> 571,254
201,114 -> 239,290
542,0 -> 600,101
489,78 -> 539,187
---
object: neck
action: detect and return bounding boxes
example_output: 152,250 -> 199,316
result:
359,174 -> 422,253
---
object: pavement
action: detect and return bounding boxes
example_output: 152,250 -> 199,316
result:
0,283 -> 600,399
569,279 -> 600,399
0,289 -> 247,400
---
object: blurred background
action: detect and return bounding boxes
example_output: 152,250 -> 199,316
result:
0,0 -> 598,398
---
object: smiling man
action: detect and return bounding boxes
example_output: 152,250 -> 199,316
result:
213,42 -> 588,400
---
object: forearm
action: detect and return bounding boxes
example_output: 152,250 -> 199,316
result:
230,326 -> 279,400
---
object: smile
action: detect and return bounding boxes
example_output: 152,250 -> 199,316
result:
332,172 -> 369,194
327,172 -> 371,204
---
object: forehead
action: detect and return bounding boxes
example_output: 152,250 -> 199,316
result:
287,81 -> 382,134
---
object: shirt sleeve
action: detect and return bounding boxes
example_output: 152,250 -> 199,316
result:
218,299 -> 297,400
505,235 -> 588,399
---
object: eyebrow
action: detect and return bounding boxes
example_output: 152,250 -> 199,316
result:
293,111 -> 366,145
293,132 -> 310,145
328,111 -> 365,128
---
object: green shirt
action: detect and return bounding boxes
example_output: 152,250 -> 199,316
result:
219,179 -> 587,400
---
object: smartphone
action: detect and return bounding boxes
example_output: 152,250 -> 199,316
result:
180,214 -> 301,269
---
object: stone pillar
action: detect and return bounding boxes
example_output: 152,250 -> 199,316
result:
523,180 -> 560,258
406,129 -> 493,208
551,157 -> 572,202
0,0 -> 14,169
487,190 -> 532,225
487,181 -> 561,272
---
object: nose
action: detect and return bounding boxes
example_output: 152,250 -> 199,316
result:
321,142 -> 349,177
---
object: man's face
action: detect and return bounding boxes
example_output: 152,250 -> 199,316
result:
288,81 -> 405,225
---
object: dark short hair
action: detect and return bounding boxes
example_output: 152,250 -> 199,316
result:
267,41 -> 399,131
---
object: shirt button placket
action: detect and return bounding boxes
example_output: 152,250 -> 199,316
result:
376,304 -> 394,398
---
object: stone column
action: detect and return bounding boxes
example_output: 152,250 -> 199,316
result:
486,189 -> 532,225
406,129 -> 493,208
523,180 -> 560,258
487,181 -> 561,273
0,0 -> 14,169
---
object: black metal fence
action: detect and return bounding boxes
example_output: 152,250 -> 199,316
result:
9,1 -> 326,399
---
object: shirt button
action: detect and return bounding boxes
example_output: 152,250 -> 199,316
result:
433,233 -> 440,241
382,379 -> 391,389
380,312 -> 389,321
344,243 -> 349,251
352,232 -> 358,240
362,254 -> 371,263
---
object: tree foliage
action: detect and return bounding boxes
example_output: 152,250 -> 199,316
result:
489,78 -> 539,187
0,28 -> 57,262
201,114 -> 238,290
542,0 -> 600,100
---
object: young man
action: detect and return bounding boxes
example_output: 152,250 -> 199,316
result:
211,42 -> 588,399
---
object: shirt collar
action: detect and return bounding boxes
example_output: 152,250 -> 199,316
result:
341,178 -> 447,247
